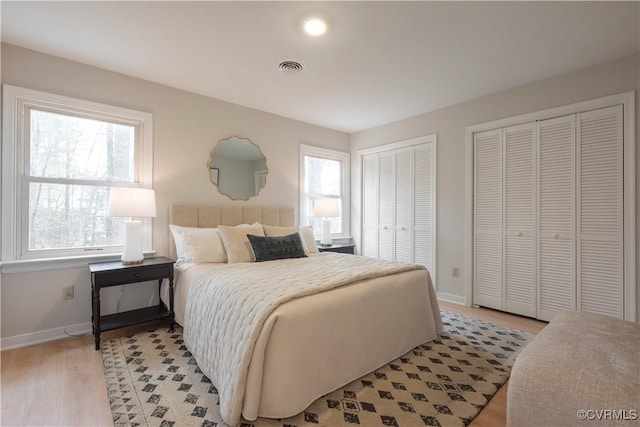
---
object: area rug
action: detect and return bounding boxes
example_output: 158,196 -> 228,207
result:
102,311 -> 532,427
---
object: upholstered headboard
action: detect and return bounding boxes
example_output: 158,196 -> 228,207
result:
168,205 -> 295,260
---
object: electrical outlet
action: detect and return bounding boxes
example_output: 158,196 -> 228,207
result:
452,267 -> 459,278
63,285 -> 74,300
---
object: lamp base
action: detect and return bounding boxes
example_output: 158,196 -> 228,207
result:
320,218 -> 332,246
121,219 -> 144,265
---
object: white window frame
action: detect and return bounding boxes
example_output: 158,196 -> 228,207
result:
299,144 -> 350,239
2,84 -> 154,272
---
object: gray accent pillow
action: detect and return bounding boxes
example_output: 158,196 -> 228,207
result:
247,233 -> 307,262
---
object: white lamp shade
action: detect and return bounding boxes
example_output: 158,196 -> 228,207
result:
108,187 -> 157,218
314,198 -> 340,218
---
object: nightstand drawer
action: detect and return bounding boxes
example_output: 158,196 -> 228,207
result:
94,265 -> 172,287
318,244 -> 355,254
325,245 -> 354,254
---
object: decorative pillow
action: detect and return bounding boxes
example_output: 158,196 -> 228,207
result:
169,225 -> 227,264
262,224 -> 318,254
247,233 -> 307,262
262,224 -> 298,237
299,226 -> 319,254
218,223 -> 265,263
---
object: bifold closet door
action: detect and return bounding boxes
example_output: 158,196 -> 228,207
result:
577,105 -> 624,318
362,140 -> 436,271
473,129 -> 502,310
537,115 -> 576,322
413,143 -> 434,272
503,123 -> 536,317
361,154 -> 379,258
473,103 -> 627,321
395,147 -> 413,263
378,151 -> 395,260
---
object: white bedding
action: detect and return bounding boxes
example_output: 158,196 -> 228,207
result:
168,252 -> 442,426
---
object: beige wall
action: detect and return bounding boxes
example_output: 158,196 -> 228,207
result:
0,44 -> 349,345
350,53 -> 640,314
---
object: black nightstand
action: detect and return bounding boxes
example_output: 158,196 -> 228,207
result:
89,257 -> 174,350
318,243 -> 355,254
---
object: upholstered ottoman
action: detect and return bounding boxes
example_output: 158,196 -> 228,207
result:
507,310 -> 640,426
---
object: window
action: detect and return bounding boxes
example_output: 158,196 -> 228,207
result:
2,85 -> 153,266
299,144 -> 350,238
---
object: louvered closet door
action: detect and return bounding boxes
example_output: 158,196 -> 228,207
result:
378,151 -> 395,260
577,105 -> 624,319
414,143 -> 434,272
503,123 -> 536,317
395,147 -> 413,263
474,129 -> 502,310
538,115 -> 576,322
362,154 -> 379,258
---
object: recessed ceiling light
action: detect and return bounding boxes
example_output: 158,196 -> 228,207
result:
303,18 -> 327,36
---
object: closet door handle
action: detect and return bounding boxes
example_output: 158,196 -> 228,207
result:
553,233 -> 560,239
516,232 -> 522,237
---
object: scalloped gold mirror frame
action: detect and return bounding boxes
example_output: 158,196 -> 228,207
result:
208,136 -> 268,201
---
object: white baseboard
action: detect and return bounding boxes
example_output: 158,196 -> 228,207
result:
1,322 -> 92,351
437,292 -> 467,306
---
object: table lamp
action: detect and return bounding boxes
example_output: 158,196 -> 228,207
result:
314,198 -> 339,246
107,187 -> 157,264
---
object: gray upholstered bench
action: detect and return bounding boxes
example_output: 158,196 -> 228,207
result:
507,310 -> 640,427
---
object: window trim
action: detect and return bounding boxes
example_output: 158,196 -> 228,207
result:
299,144 -> 350,239
2,84 -> 154,271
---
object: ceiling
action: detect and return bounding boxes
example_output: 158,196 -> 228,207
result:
2,1 -> 639,133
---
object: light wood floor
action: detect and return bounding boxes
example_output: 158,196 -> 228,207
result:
1,302 -> 546,427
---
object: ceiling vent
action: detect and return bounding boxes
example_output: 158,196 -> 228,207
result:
278,60 -> 305,73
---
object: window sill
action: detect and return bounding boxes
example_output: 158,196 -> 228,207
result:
1,251 -> 157,274
314,236 -> 353,245
333,236 -> 353,244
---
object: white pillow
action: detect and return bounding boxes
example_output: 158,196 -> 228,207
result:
299,226 -> 319,254
218,223 -> 265,263
169,225 -> 227,264
262,224 -> 318,254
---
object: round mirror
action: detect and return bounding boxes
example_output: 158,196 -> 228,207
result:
208,136 -> 267,200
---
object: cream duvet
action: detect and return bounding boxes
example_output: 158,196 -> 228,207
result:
182,252 -> 442,426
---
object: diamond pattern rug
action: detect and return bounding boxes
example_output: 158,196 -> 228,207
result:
102,311 -> 532,427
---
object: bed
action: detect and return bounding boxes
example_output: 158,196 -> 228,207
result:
162,205 -> 443,426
